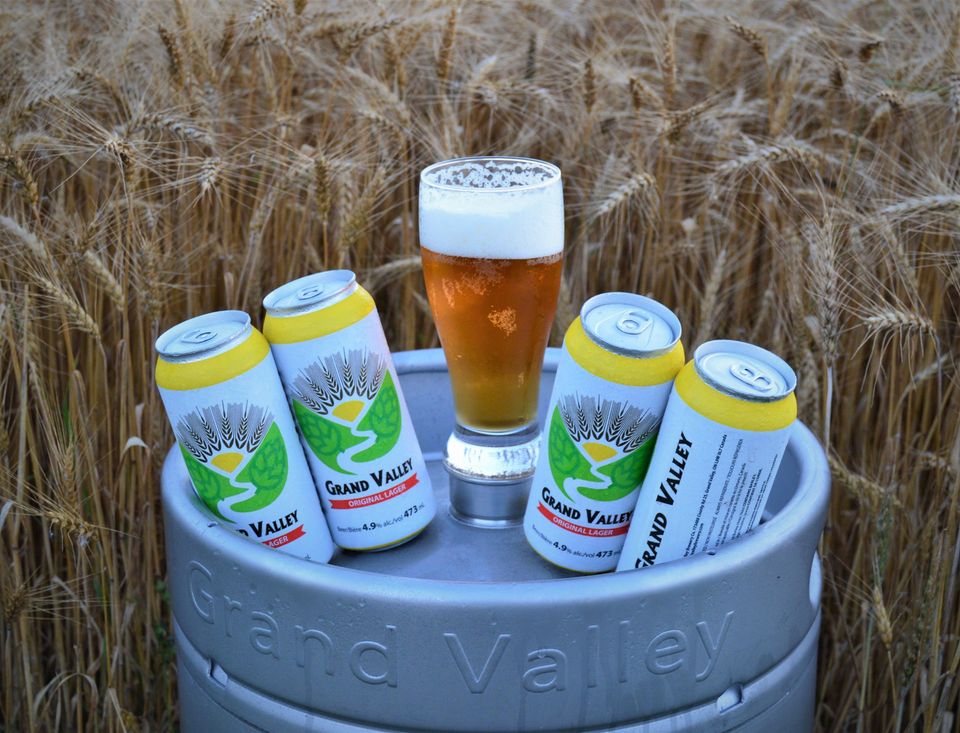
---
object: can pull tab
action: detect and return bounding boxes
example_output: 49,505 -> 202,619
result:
616,309 -> 653,343
730,363 -> 774,393
182,328 -> 217,344
296,284 -> 326,301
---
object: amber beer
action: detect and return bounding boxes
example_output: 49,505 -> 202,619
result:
419,157 -> 564,435
420,156 -> 564,525
420,249 -> 562,432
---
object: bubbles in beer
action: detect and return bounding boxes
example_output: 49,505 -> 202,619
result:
487,307 -> 518,335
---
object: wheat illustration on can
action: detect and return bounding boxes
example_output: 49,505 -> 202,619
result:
523,292 -> 685,573
156,311 -> 336,562
263,271 -> 436,551
617,339 -> 798,571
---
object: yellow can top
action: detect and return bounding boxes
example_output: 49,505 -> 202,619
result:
263,286 -> 375,345
565,317 -> 685,387
156,327 -> 270,391
674,361 -> 797,431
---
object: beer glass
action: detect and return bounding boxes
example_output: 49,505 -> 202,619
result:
419,157 -> 563,525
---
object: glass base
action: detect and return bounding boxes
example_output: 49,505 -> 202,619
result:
443,423 -> 540,528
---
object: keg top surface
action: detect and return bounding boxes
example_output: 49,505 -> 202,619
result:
162,348 -> 826,588
580,292 -> 681,358
694,339 -> 797,402
156,310 -> 252,362
262,270 -> 357,315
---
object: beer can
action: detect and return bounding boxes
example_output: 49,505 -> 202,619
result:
523,292 -> 685,573
616,339 -> 797,572
155,311 -> 335,563
262,271 -> 436,551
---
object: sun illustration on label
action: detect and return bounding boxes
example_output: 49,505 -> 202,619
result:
176,403 -> 288,522
549,394 -> 660,503
290,349 -> 401,475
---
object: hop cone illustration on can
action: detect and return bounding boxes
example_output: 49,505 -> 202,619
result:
176,403 -> 288,521
549,395 -> 660,503
290,349 -> 402,474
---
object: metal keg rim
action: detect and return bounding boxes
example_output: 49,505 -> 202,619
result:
161,347 -> 829,602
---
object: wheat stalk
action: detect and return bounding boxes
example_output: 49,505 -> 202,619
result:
804,220 -> 841,367
591,171 -> 655,220
81,251 -> 124,309
725,16 -> 767,59
872,585 -> 894,649
362,256 -> 422,294
198,157 -> 223,196
859,37 -> 884,63
337,168 -> 385,266
436,6 -> 459,86
876,88 -> 906,112
662,27 -> 677,105
947,73 -> 960,119
661,99 -> 709,139
862,305 -> 937,345
332,19 -> 401,63
628,75 -> 663,113
829,455 -> 894,510
247,0 -> 284,35
0,215 -> 48,261
32,276 -> 101,341
714,138 -> 824,177
121,113 -> 214,148
875,194 -> 960,220
0,145 -> 40,213
158,26 -> 185,88
218,14 -> 236,58
693,248 -> 728,349
583,58 -> 596,113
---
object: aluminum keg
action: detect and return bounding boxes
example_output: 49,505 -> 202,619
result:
162,348 -> 830,732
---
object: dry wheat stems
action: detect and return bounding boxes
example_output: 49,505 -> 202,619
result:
0,1 -> 958,730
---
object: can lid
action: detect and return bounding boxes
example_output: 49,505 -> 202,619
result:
580,292 -> 681,358
262,270 -> 357,316
694,340 -> 797,402
156,310 -> 252,362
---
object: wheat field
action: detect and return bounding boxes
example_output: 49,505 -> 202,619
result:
0,0 -> 958,730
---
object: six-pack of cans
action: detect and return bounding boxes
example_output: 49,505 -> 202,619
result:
156,272 -> 797,571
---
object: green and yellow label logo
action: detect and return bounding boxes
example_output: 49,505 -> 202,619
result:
290,350 -> 401,475
177,404 -> 288,522
549,394 -> 659,503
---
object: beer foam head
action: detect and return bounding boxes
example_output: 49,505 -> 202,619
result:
419,158 -> 564,259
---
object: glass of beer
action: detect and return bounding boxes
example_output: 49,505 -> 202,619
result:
419,157 -> 563,525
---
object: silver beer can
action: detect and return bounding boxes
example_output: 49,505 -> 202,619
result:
262,271 -> 436,551
523,292 -> 685,573
617,339 -> 798,571
155,311 -> 335,562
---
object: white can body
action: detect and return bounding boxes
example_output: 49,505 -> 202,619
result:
158,349 -> 335,563
617,390 -> 791,571
523,349 -> 673,573
270,310 -> 436,550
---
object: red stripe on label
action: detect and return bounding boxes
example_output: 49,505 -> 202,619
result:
261,524 -> 306,548
330,474 -> 419,510
537,502 -> 630,537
